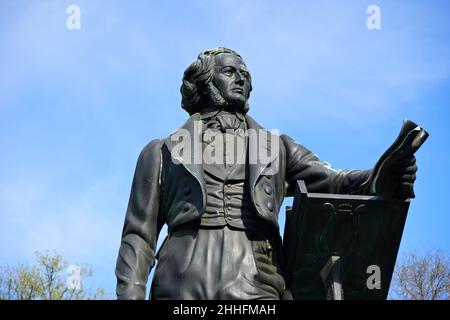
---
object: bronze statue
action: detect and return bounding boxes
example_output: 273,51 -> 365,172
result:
115,48 -> 418,300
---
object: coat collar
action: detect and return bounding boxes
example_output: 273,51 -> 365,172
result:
200,109 -> 245,122
163,112 -> 279,196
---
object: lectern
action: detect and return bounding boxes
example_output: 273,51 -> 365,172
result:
283,180 -> 410,300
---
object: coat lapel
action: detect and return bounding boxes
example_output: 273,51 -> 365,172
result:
245,115 -> 280,189
164,113 -> 206,205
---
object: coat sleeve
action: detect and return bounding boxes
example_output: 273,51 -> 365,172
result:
115,139 -> 164,300
281,134 -> 372,196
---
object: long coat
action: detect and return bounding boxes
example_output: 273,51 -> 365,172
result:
115,113 -> 371,299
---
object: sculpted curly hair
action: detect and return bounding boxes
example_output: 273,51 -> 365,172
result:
180,47 -> 252,115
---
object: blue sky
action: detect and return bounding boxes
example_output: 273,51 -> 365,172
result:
0,0 -> 449,298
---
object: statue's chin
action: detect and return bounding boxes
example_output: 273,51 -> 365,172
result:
205,86 -> 247,113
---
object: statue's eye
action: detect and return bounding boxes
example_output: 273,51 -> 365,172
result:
223,68 -> 234,76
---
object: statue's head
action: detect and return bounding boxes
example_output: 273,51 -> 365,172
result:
181,47 -> 253,115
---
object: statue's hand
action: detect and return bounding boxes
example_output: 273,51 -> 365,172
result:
389,155 -> 418,199
361,119 -> 427,199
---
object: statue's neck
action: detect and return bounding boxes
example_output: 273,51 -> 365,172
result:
201,105 -> 244,117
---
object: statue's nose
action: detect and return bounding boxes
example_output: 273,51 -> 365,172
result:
235,72 -> 245,86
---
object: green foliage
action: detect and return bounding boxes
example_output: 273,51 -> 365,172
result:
0,251 -> 111,300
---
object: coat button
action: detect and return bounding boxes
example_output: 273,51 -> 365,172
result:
184,187 -> 191,196
183,203 -> 190,212
226,194 -> 232,200
264,185 -> 272,195
266,200 -> 274,212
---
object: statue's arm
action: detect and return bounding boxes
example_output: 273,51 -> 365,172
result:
281,134 -> 371,196
115,139 -> 164,300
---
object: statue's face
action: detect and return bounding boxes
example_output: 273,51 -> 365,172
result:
212,53 -> 251,110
